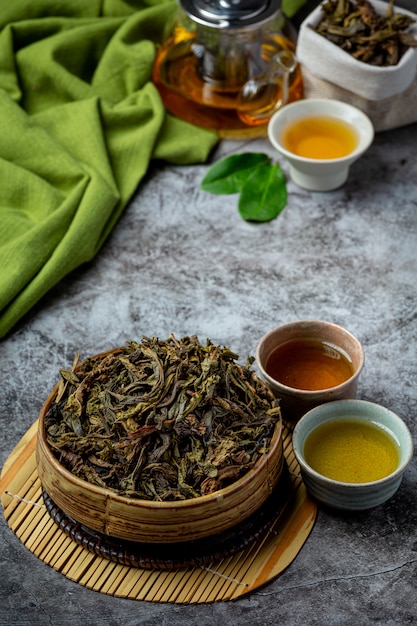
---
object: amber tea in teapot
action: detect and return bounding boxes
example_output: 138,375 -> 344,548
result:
152,0 -> 303,138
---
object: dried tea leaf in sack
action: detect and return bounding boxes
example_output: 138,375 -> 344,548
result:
314,0 -> 417,66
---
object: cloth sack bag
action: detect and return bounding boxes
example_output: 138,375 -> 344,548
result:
296,0 -> 417,131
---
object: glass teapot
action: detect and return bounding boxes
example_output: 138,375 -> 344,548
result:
152,0 -> 303,138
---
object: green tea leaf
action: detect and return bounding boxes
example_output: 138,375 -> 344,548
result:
238,163 -> 287,222
281,0 -> 308,18
200,152 -> 271,194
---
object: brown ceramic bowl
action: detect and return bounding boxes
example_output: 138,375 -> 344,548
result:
256,320 -> 364,422
36,351 -> 284,544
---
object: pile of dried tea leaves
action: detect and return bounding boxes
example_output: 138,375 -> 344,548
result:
45,335 -> 281,501
314,0 -> 417,66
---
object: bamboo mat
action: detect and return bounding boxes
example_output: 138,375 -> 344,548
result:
1,420 -> 317,603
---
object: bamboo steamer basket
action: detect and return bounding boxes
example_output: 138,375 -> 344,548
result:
36,368 -> 284,544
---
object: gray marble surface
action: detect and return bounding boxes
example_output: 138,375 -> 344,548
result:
1,116 -> 417,625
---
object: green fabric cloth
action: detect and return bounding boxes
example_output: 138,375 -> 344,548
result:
0,0 -> 219,338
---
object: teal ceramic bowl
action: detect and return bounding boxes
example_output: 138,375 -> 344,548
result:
292,399 -> 413,510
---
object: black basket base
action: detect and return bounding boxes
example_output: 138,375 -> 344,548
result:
42,465 -> 292,570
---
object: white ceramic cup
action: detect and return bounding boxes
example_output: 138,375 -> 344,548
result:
267,98 -> 374,191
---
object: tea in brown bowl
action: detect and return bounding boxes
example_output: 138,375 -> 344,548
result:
36,336 -> 284,544
256,320 -> 364,422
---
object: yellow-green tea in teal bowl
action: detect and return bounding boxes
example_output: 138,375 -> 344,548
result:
292,399 -> 413,510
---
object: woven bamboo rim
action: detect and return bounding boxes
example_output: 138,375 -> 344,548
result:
1,421 -> 318,603
41,463 -> 292,570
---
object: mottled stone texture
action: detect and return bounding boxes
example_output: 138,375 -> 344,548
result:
1,118 -> 416,625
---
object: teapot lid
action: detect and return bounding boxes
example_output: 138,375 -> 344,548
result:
180,0 -> 280,29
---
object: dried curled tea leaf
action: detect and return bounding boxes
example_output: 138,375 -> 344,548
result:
44,335 -> 281,501
314,0 -> 417,66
